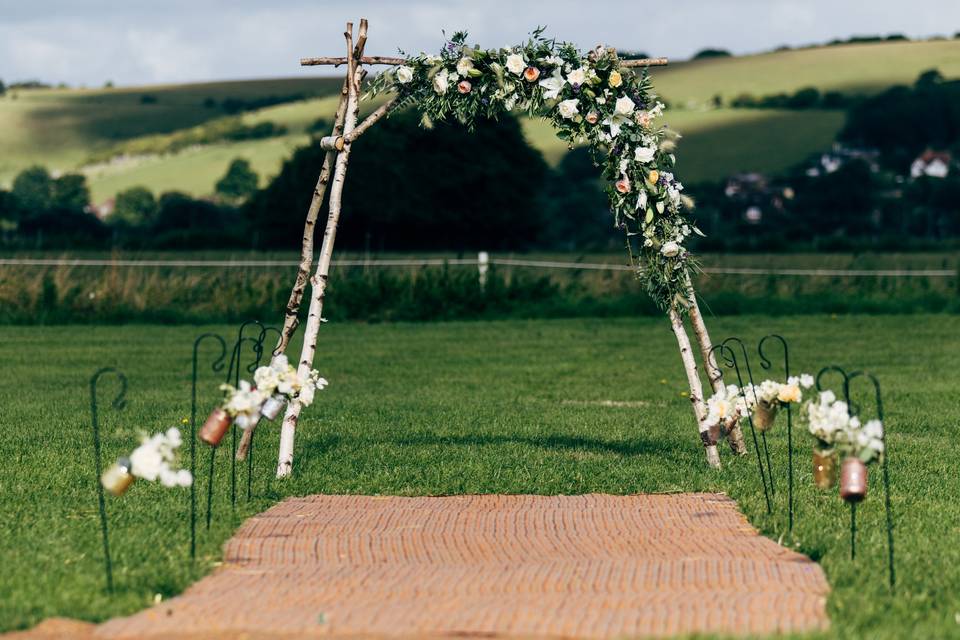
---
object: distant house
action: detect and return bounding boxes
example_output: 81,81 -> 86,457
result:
805,143 -> 880,177
910,150 -> 952,179
88,198 -> 115,220
724,173 -> 789,224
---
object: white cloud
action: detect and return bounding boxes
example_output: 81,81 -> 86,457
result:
0,0 -> 957,86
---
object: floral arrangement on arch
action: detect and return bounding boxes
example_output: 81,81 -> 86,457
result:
367,29 -> 698,311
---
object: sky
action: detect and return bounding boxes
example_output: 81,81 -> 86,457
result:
2,0 -> 958,87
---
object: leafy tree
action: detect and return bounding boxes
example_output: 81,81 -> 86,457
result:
787,87 -> 821,109
692,48 -> 731,60
12,166 -> 54,215
110,186 -> 158,227
52,173 -> 90,211
215,158 -> 259,204
0,79 -> 5,96
244,110 -> 549,250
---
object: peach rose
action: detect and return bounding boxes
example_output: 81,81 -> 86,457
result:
457,80 -> 472,94
647,170 -> 659,185
523,66 -> 541,82
615,178 -> 631,194
585,111 -> 599,124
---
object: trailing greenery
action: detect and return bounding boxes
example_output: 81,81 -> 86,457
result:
1,316 -> 958,639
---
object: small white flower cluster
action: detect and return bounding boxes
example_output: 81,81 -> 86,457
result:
129,427 -> 192,488
839,417 -> 884,464
744,374 -> 814,408
803,389 -> 883,464
221,355 -> 329,430
703,374 -> 814,430
704,384 -> 749,430
253,354 -> 328,407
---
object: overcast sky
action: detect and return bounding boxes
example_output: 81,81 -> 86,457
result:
2,0 -> 957,87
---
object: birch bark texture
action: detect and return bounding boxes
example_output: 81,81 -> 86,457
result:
276,20 -> 367,477
685,280 -> 748,456
670,305 -> 721,468
234,77 -> 352,462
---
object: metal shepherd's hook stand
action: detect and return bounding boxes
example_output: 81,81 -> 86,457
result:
710,338 -> 772,514
190,333 -> 226,558
759,334 -> 794,533
89,367 -> 128,593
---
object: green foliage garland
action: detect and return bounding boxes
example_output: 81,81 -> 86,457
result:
368,29 -> 701,312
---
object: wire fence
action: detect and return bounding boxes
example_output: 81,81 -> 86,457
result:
0,255 -> 955,278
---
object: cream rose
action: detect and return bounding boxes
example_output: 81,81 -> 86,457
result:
614,96 -> 636,116
777,384 -> 802,404
456,58 -> 474,76
433,70 -> 449,94
634,146 -> 656,163
396,66 -> 414,83
505,53 -> 525,75
608,70 -> 623,87
566,67 -> 587,86
557,98 -> 580,119
660,241 -> 680,257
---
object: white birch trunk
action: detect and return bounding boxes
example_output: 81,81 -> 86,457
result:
685,280 -> 748,456
276,23 -> 366,478
669,305 -> 721,468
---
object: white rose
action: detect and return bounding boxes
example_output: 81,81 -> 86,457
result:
634,146 -> 656,163
661,241 -> 680,257
557,98 -> 580,119
566,67 -> 587,86
505,53 -> 525,75
614,96 -> 636,116
433,69 -> 449,94
396,66 -> 414,83
456,58 -> 474,76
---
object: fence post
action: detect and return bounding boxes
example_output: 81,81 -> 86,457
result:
477,251 -> 489,291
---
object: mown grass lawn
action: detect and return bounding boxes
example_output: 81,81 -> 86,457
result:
2,315 -> 959,637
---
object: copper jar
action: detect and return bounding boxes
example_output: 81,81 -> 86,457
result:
812,449 -> 837,489
753,401 -> 778,432
199,407 -> 232,446
101,456 -> 135,496
839,457 -> 868,502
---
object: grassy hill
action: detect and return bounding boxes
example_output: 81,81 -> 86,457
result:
1,39 -> 958,201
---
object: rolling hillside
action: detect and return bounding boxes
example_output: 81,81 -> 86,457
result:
1,39 -> 957,201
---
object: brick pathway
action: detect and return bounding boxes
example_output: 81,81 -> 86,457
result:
84,493 -> 829,638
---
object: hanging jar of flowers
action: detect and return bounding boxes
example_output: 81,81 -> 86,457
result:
802,389 -> 849,489
199,406 -> 233,446
746,374 -> 814,432
101,456 -> 135,496
836,417 -> 884,503
252,355 -> 329,421
101,428 -> 192,495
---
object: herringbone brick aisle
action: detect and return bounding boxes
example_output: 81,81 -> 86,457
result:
85,493 -> 829,638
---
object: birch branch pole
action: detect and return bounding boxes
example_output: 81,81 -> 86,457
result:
669,305 -> 721,468
275,20 -> 368,477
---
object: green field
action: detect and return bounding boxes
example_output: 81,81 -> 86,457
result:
1,39 -> 958,200
1,316 -> 959,637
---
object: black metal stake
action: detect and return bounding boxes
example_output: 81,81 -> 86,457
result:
759,334 -> 793,532
850,502 -> 857,560
711,339 -> 772,514
89,368 -> 128,593
761,432 -> 776,495
205,446 -> 216,530
190,334 -> 226,558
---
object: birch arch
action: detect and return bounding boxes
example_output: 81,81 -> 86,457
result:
238,18 -> 749,477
